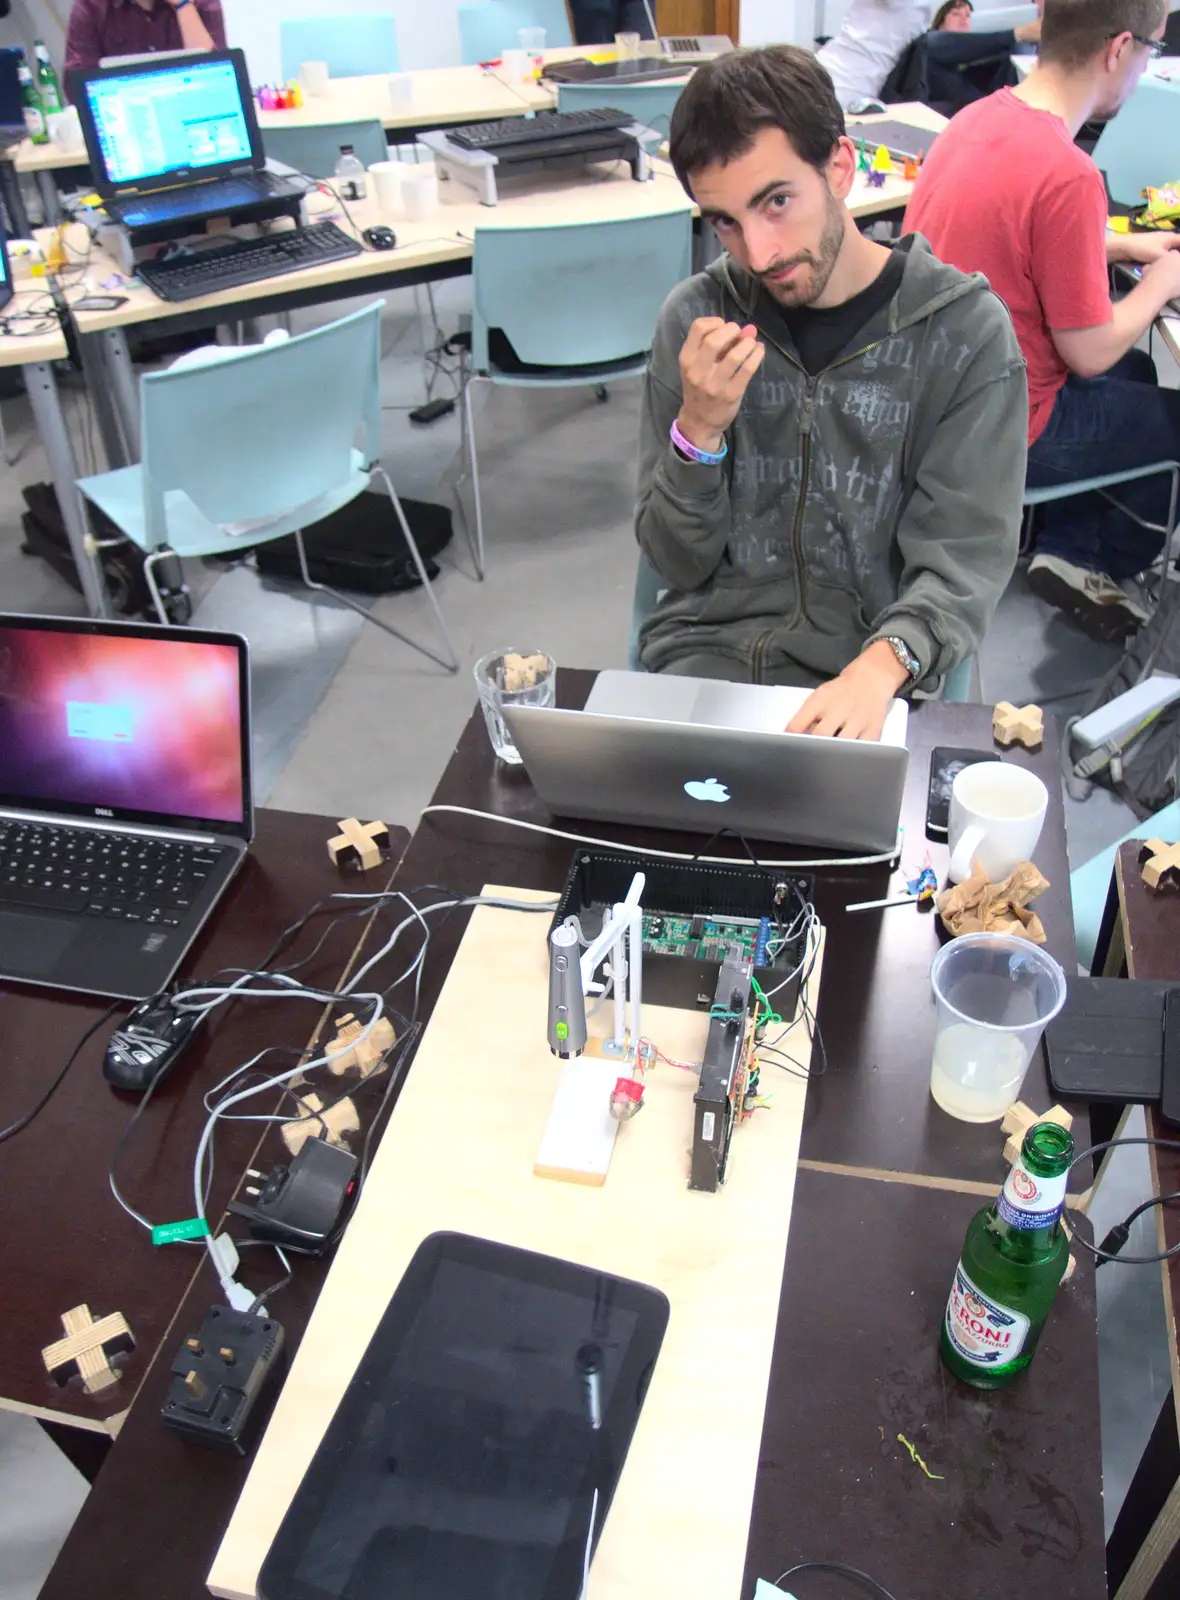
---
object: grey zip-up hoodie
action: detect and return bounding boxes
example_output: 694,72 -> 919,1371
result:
635,234 -> 1028,691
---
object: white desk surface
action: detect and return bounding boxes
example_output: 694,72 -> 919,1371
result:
1160,314 -> 1180,366
256,62 -> 554,134
0,283 -> 69,367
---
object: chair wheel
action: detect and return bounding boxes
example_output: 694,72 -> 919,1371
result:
595,385 -> 608,402
163,590 -> 193,625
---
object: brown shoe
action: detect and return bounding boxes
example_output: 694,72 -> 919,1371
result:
1026,554 -> 1150,643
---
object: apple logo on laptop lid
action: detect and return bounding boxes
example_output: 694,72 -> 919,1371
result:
684,777 -> 730,802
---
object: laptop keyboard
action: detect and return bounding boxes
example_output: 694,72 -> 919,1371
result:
0,821 -> 227,926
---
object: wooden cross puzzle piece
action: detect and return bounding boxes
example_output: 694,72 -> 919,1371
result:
42,1305 -> 134,1396
327,817 -> 390,874
280,1091 -> 360,1156
501,652 -> 549,692
992,701 -> 1044,750
1139,838 -> 1180,893
325,1012 -> 396,1078
1000,1100 -> 1072,1168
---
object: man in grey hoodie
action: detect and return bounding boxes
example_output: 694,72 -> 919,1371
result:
636,45 -> 1028,740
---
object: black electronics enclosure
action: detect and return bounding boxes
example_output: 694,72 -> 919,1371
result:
551,848 -> 813,1018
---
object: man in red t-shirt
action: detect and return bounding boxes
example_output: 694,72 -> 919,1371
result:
906,0 -> 1180,642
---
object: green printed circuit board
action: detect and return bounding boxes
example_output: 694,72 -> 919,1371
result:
640,912 -> 778,967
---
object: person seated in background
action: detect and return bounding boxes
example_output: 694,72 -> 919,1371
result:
882,1 -> 1041,114
568,0 -> 655,47
634,46 -> 1028,740
65,0 -> 225,79
905,0 -> 1180,642
816,0 -> 933,109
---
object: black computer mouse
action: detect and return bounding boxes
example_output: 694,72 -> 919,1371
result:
103,990 -> 205,1094
363,225 -> 398,251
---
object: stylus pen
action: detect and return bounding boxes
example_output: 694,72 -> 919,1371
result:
845,894 -> 920,913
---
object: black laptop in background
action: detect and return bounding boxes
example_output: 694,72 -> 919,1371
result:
0,614 -> 253,999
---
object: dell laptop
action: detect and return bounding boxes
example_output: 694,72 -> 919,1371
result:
503,669 -> 909,853
69,47 -> 303,232
0,614 -> 253,999
0,48 -> 26,144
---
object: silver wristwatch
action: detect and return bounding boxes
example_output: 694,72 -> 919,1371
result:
883,635 -> 920,684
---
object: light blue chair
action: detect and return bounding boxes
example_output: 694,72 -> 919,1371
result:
460,208 -> 693,574
1093,76 -> 1180,206
557,80 -> 686,146
280,14 -> 399,82
75,304 -> 458,672
628,552 -> 979,695
262,118 -> 388,179
1022,462 -> 1180,569
1071,802 -> 1180,970
457,3 -> 531,64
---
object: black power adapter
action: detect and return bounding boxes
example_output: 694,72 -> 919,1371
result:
161,1305 -> 286,1454
227,1138 -> 358,1253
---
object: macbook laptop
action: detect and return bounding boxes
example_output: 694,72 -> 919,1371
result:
543,56 -> 697,84
68,47 -> 303,232
638,2 -> 733,60
0,614 -> 253,999
503,669 -> 909,853
847,119 -> 939,162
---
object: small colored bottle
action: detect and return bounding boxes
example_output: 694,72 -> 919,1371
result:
33,40 -> 64,115
334,144 -> 367,201
941,1120 -> 1074,1390
18,61 -> 47,144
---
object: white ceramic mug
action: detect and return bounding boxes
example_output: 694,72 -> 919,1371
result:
387,72 -> 414,106
299,59 -> 330,97
400,163 -> 439,220
369,160 -> 403,212
947,761 -> 1049,884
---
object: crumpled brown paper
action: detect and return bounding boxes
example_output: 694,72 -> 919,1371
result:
936,860 -> 1049,944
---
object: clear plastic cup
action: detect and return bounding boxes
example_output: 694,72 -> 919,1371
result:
615,31 -> 641,58
928,933 -> 1067,1123
474,649 -> 556,764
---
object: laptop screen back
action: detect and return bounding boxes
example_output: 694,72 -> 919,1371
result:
0,619 -> 250,834
0,48 -> 23,137
0,210 -> 12,314
75,51 -> 257,193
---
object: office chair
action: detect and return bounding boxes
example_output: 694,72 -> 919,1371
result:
262,119 -> 388,180
556,80 -> 686,145
1092,76 -> 1180,207
458,208 -> 693,575
280,14 -> 400,82
75,304 -> 459,672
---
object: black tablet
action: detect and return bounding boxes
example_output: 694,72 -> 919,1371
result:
259,1232 -> 670,1600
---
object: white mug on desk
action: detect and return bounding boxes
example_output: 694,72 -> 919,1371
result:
369,160 -> 403,212
299,60 -> 330,96
948,762 -> 1049,884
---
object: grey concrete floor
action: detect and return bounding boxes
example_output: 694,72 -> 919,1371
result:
1,282 -> 1177,1591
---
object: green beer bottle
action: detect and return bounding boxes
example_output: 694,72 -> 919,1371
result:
18,61 -> 47,145
33,42 -> 64,116
941,1120 -> 1074,1389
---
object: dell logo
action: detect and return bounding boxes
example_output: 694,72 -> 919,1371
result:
683,777 -> 730,803
95,807 -> 114,818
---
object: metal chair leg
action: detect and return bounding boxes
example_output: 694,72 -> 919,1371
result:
461,374 -> 486,580
292,482 -> 460,674
142,551 -> 170,626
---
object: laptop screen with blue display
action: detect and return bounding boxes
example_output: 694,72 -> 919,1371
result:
82,56 -> 252,188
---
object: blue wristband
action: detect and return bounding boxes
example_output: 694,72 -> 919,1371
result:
670,418 -> 727,465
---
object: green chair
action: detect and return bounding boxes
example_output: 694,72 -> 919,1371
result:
75,304 -> 458,672
460,208 -> 693,575
556,79 -> 686,146
262,119 -> 388,180
280,14 -> 400,81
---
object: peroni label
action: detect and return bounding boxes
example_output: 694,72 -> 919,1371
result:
996,1160 -> 1067,1230
945,1261 -> 1031,1367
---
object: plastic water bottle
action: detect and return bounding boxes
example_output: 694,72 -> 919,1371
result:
334,145 -> 367,201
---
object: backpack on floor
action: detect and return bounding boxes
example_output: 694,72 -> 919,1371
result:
1068,581 -> 1180,818
253,491 -> 453,594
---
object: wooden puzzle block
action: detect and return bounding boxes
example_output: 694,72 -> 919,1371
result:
501,652 -> 549,692
1000,1100 -> 1073,1168
325,1012 -> 396,1077
1139,838 -> 1180,893
42,1305 -> 134,1396
992,701 -> 1044,750
327,817 -> 390,873
280,1091 -> 360,1156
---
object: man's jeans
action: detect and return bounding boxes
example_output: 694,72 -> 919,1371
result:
1027,348 -> 1180,580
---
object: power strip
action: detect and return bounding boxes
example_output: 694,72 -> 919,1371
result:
1071,674 -> 1180,750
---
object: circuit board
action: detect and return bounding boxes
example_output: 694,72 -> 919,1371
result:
641,912 -> 777,968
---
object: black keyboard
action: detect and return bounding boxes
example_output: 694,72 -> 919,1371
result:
137,221 -> 363,303
0,820 -> 227,926
449,107 -> 632,151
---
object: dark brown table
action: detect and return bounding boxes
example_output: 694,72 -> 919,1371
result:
1095,841 -> 1180,1600
0,808 -> 405,1464
36,675 -> 1106,1600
